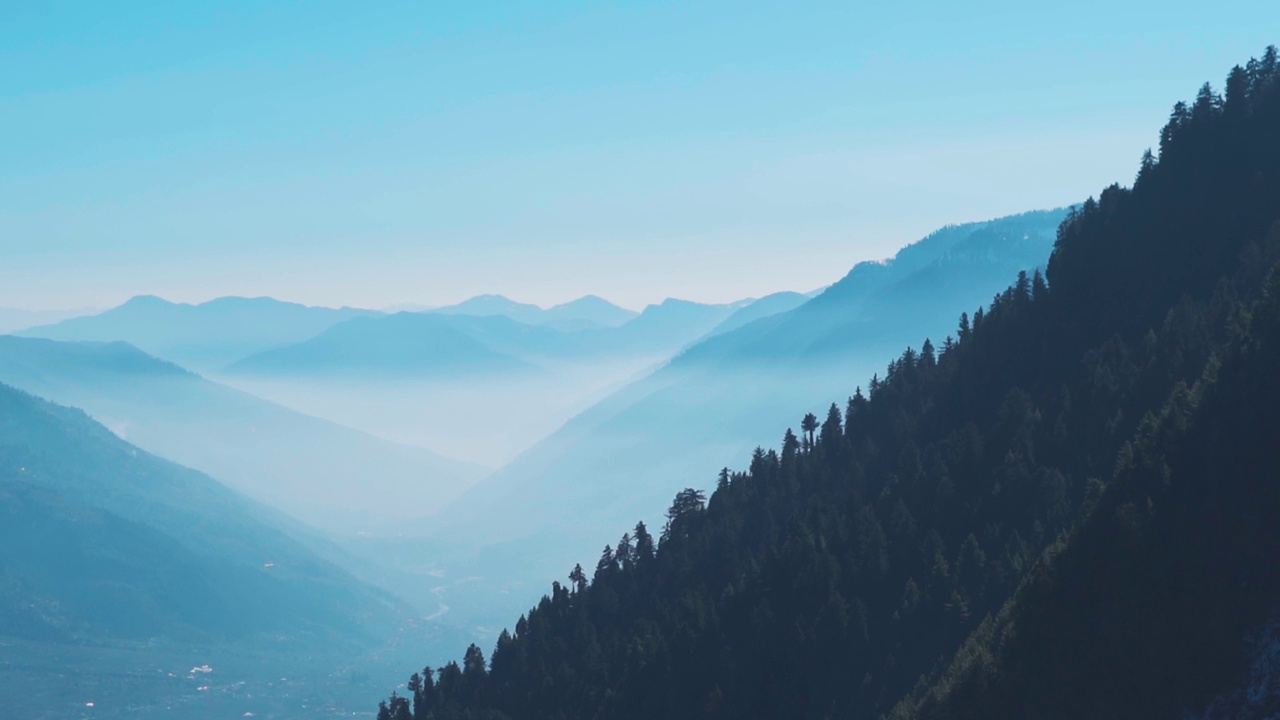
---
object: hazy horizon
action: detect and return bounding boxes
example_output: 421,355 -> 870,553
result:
7,2 -> 1277,312
1,288 -> 784,315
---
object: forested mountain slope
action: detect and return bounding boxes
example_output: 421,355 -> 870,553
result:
892,47 -> 1280,720
895,237 -> 1280,720
377,48 -> 1280,720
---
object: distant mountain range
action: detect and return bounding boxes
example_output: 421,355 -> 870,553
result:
17,293 -> 651,375
9,291 -> 792,491
18,295 -> 379,372
581,297 -> 745,354
216,298 -> 757,471
431,294 -> 639,331
226,297 -> 744,379
0,336 -> 487,532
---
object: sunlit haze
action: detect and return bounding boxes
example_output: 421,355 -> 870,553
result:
4,1 -> 1276,310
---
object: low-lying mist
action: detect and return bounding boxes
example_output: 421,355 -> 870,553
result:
215,356 -> 669,468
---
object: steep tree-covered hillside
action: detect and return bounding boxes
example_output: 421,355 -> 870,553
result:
378,48 -> 1280,720
893,229 -> 1280,720
891,46 -> 1280,720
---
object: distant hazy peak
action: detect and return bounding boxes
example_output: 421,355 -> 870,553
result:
549,294 -> 635,313
117,294 -> 376,313
434,294 -> 541,311
643,297 -> 726,312
382,302 -> 435,313
741,291 -> 807,307
121,293 -> 175,307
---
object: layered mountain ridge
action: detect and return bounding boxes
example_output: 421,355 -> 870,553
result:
0,336 -> 486,531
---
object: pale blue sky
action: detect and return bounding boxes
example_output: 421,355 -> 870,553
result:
3,1 -> 1277,310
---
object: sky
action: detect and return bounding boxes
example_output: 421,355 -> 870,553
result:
3,1 -> 1278,312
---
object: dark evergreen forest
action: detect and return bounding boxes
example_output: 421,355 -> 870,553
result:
378,47 -> 1280,720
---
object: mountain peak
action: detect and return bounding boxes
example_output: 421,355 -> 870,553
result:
540,295 -> 638,329
551,295 -> 628,311
122,294 -> 176,307
434,294 -> 543,316
647,297 -> 703,310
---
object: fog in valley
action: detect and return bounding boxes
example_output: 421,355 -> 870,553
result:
0,209 -> 1068,717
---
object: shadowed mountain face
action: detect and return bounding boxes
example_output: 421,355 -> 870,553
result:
19,295 -> 380,372
0,381 -> 470,720
0,381 -> 399,645
701,291 -> 810,339
422,209 -> 1067,628
0,336 -> 486,532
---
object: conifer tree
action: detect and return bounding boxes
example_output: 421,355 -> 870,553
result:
616,533 -> 634,572
800,412 -> 819,451
820,403 -> 843,448
632,521 -> 655,567
594,545 -> 616,582
920,339 -> 936,368
569,563 -> 587,594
